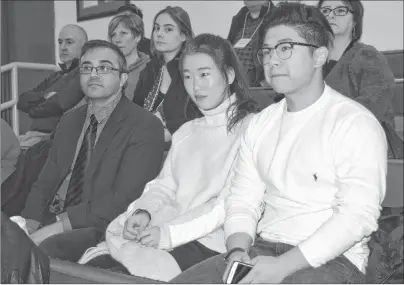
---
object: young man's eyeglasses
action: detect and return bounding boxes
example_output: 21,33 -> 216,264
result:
257,42 -> 319,64
320,6 -> 352,17
79,65 -> 120,74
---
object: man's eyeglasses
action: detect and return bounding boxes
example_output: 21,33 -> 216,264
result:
256,42 -> 319,64
320,6 -> 352,17
79,65 -> 120,74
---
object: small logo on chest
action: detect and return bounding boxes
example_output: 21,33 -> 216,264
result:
313,173 -> 318,181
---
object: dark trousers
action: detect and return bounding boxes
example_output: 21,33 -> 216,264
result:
172,238 -> 365,284
39,227 -> 104,262
87,240 -> 219,274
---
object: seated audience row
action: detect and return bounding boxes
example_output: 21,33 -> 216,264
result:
1,0 -> 401,283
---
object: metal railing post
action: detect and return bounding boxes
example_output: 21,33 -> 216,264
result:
11,67 -> 20,135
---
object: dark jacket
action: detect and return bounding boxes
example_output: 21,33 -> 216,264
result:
17,58 -> 85,133
132,55 -> 202,134
1,211 -> 50,284
22,96 -> 165,230
227,2 -> 275,86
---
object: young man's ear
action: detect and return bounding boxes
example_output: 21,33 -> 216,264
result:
226,67 -> 236,85
313,47 -> 329,68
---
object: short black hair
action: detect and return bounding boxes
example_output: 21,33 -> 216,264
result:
117,3 -> 143,19
259,2 -> 334,50
318,0 -> 364,41
80,40 -> 128,74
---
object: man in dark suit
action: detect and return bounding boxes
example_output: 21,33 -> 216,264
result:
21,40 -> 165,259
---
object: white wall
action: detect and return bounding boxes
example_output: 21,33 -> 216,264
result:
54,0 -> 403,63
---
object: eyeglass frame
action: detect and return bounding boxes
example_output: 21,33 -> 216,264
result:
79,65 -> 121,75
256,42 -> 320,64
319,6 -> 353,17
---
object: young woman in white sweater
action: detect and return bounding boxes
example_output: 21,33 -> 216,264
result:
81,33 -> 257,281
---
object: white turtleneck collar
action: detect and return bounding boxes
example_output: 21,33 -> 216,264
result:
198,94 -> 237,127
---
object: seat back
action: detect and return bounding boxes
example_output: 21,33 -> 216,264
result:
382,159 -> 404,207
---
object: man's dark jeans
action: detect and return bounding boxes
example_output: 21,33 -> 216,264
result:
172,238 -> 365,284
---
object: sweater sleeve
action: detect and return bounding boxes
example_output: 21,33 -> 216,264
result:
158,159 -> 236,250
351,47 -> 396,127
224,115 -> 267,242
298,114 -> 387,268
132,141 -> 178,217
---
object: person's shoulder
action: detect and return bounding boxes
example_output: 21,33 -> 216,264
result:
171,120 -> 195,144
350,42 -> 388,65
325,85 -> 379,122
121,99 -> 162,129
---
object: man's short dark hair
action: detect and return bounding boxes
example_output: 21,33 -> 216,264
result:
259,2 -> 334,50
80,40 -> 128,74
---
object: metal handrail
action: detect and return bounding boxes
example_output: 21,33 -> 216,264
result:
1,62 -> 59,135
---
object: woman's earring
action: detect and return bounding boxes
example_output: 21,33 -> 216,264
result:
352,26 -> 356,39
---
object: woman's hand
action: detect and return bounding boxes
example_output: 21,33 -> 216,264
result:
123,210 -> 151,241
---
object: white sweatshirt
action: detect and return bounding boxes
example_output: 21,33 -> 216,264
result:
224,84 -> 387,273
112,95 -> 252,254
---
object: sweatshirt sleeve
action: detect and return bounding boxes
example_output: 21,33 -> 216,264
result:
224,115 -> 267,242
298,114 -> 387,268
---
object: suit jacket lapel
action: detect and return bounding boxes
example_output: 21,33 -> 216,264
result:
60,107 -> 87,178
85,97 -> 129,192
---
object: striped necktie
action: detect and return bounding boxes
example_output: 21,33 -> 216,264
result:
64,114 -> 98,208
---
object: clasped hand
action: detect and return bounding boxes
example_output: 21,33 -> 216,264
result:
122,211 -> 161,248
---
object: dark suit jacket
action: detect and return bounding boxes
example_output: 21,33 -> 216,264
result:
22,96 -> 165,230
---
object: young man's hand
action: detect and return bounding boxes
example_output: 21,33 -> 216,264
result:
122,210 -> 151,241
138,226 -> 161,248
238,255 -> 289,283
222,250 -> 251,283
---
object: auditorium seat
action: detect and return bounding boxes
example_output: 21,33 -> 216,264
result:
382,159 -> 404,207
383,49 -> 404,79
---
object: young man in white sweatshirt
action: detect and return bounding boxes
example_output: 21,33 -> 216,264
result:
172,2 -> 387,284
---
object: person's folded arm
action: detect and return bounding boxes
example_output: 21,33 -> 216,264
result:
29,70 -> 85,118
17,71 -> 60,113
42,69 -> 85,112
297,114 -> 387,269
66,120 -> 166,229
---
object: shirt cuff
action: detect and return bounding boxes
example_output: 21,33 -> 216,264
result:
158,224 -> 172,250
58,212 -> 73,232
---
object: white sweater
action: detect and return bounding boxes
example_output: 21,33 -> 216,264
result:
120,95 -> 251,254
225,85 -> 387,273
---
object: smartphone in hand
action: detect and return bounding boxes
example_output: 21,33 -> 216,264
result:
225,261 -> 253,284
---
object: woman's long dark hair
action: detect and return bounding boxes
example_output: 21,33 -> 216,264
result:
150,6 -> 194,63
180,34 -> 258,133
